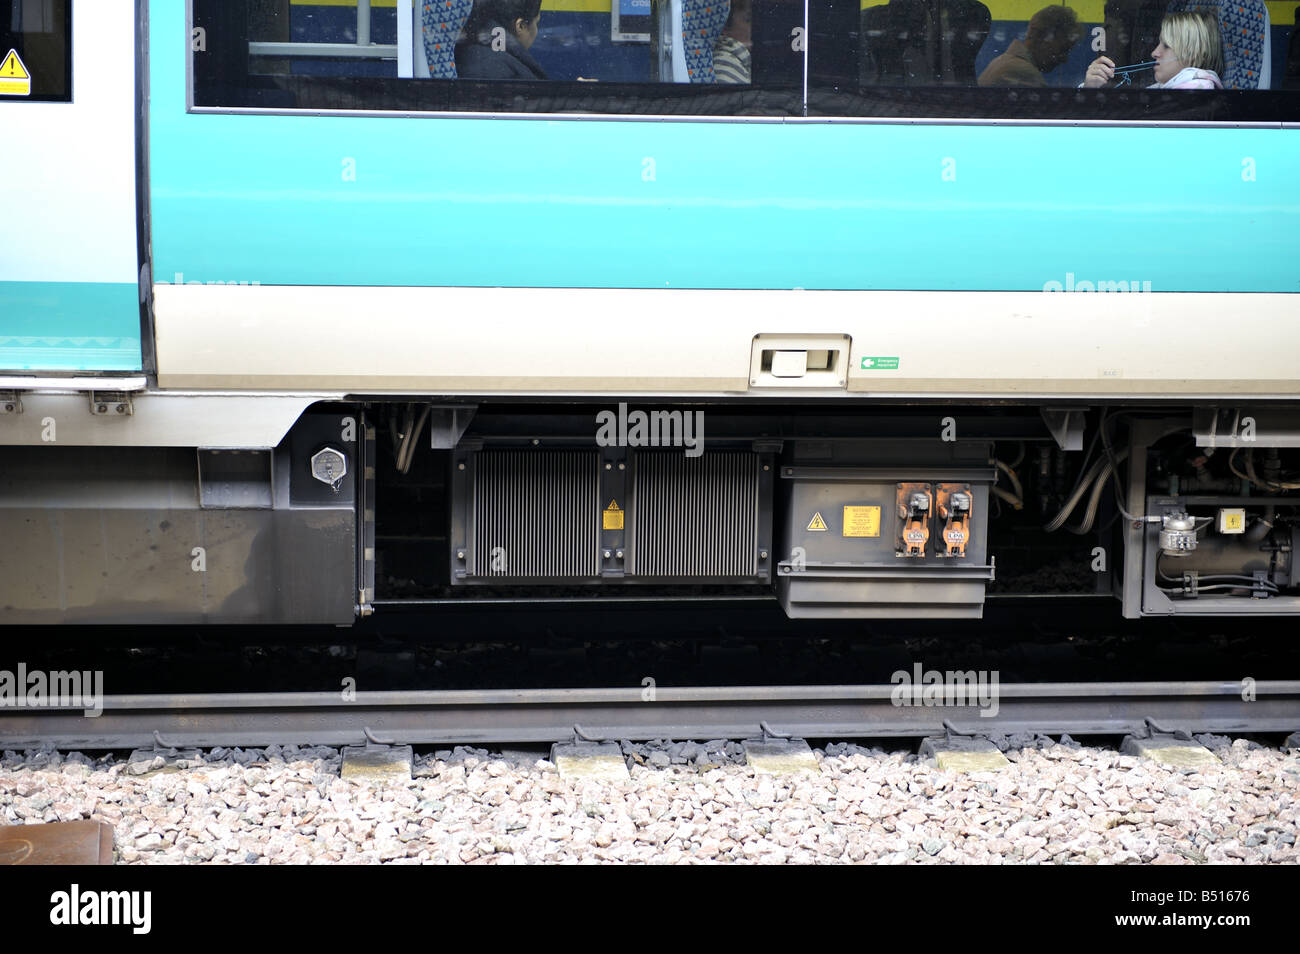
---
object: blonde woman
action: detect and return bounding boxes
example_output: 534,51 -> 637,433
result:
1082,11 -> 1223,89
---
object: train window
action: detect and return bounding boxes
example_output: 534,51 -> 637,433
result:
191,0 -> 803,116
0,0 -> 71,103
807,0 -> 1300,120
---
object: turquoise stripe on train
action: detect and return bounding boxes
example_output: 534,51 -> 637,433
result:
0,283 -> 142,372
151,3 -> 1300,293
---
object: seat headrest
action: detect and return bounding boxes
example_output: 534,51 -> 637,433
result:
681,0 -> 732,83
423,0 -> 475,79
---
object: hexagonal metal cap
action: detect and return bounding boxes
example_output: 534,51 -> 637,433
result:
310,447 -> 348,486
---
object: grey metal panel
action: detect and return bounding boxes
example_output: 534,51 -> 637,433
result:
0,391 -> 342,448
1193,407 -> 1300,448
0,411 -> 358,624
776,467 -> 993,618
0,506 -> 354,624
628,451 -> 760,579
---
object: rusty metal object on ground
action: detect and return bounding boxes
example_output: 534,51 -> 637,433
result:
0,820 -> 115,865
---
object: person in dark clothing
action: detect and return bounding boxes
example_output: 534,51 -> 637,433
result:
456,0 -> 548,79
977,5 -> 1081,86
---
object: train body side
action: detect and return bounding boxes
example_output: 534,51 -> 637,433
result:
2,1 -> 1299,627
0,0 -> 142,374
148,1 -> 1300,397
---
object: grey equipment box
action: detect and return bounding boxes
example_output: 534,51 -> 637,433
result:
776,464 -> 995,618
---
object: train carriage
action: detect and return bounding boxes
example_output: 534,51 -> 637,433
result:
1,0 -> 1298,624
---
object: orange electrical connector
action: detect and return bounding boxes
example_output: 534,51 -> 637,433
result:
935,483 -> 973,558
896,483 -> 931,557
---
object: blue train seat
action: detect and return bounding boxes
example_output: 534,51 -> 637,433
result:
1167,0 -> 1271,87
681,0 -> 732,82
655,0 -> 731,82
422,0 -> 474,79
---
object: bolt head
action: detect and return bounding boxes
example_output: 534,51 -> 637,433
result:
310,447 -> 348,486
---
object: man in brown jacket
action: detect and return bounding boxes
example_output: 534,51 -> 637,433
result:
977,5 -> 1082,86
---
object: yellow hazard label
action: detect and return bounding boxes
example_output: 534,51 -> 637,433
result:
0,49 -> 31,97
1220,510 -> 1244,532
602,499 -> 623,531
807,512 -> 827,532
843,505 -> 881,537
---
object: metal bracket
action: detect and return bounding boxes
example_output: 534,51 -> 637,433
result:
941,718 -> 980,742
89,391 -> 134,416
153,730 -> 184,751
1042,408 -> 1085,451
428,405 -> 477,449
570,723 -> 605,743
0,391 -> 21,414
362,726 -> 395,747
758,721 -> 792,742
1137,717 -> 1193,742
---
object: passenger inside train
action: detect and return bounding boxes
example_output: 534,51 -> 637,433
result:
1081,10 -> 1223,88
976,5 -> 1082,86
455,0 -> 549,80
194,0 -> 1294,115
713,0 -> 753,84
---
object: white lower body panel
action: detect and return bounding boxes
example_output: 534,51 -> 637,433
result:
153,285 -> 1300,398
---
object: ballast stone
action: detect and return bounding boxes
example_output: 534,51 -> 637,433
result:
125,748 -> 203,776
1120,736 -> 1221,769
743,739 -> 819,774
551,742 -> 630,782
918,736 -> 1010,772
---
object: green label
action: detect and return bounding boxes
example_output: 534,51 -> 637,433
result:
860,356 -> 899,370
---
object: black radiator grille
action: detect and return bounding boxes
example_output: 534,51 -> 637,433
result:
471,450 -> 599,578
629,451 -> 759,578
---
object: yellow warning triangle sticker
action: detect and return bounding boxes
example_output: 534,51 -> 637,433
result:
0,49 -> 31,96
807,512 -> 827,531
602,499 -> 623,531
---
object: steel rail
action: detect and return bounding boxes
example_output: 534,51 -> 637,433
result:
0,682 -> 1296,750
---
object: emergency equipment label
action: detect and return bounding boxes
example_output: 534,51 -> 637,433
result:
859,356 -> 899,370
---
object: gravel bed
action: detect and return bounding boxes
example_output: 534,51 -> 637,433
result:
1,737 -> 1296,864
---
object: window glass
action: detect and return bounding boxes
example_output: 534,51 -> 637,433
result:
807,0 -> 1300,119
193,0 -> 803,115
0,0 -> 71,102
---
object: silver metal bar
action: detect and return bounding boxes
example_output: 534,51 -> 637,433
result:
2,682 -> 1296,749
358,0 -> 372,47
249,41 -> 397,59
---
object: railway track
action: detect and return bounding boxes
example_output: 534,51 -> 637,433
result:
2,681 -> 1297,750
